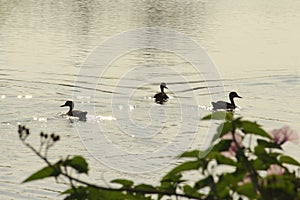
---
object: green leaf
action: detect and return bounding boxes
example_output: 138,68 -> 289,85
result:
254,146 -> 279,166
63,186 -> 132,200
194,175 -> 213,190
179,150 -> 200,158
236,183 -> 258,199
183,185 -> 196,194
215,176 -> 231,199
134,184 -> 156,191
279,155 -> 300,166
207,121 -> 233,143
218,122 -> 232,137
111,179 -> 134,188
215,154 -> 237,166
183,185 -> 202,198
23,164 -> 60,183
165,160 -> 201,177
66,156 -> 89,174
63,186 -> 104,200
161,172 -> 182,186
159,179 -> 176,193
252,158 -> 268,170
95,189 -> 131,200
201,111 -> 233,121
61,188 -> 73,194
210,140 -> 232,152
91,187 -> 129,200
254,145 -> 267,156
63,186 -> 87,200
240,121 -> 271,139
257,139 -> 282,149
262,175 -> 297,199
218,172 -> 245,189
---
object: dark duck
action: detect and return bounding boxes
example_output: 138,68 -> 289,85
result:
211,92 -> 242,111
154,82 -> 169,104
60,101 -> 87,121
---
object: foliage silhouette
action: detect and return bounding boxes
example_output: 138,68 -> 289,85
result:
18,113 -> 300,199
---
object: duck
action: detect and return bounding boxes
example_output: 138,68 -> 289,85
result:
154,82 -> 169,104
211,91 -> 242,111
60,101 -> 87,121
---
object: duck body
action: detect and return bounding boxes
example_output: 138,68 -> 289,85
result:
154,83 -> 169,104
212,92 -> 242,111
61,101 -> 87,121
154,92 -> 169,104
212,101 -> 235,110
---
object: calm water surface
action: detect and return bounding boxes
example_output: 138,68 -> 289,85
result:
0,0 -> 299,199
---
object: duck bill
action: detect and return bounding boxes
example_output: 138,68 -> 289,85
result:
60,104 -> 66,107
237,95 -> 242,98
164,86 -> 168,89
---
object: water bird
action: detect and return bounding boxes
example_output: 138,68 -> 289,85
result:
154,82 -> 169,104
60,101 -> 87,121
211,92 -> 242,111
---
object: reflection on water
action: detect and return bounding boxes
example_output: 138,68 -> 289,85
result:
0,0 -> 299,199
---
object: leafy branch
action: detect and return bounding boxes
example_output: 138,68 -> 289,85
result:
18,113 -> 300,200
18,125 -> 205,200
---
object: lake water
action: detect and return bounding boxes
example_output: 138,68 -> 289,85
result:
1,0 -> 299,199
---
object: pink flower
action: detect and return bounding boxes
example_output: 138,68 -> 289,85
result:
267,164 -> 285,175
221,131 -> 244,157
269,126 -> 299,145
238,175 -> 251,186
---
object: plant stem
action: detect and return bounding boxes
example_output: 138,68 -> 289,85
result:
22,141 -> 204,200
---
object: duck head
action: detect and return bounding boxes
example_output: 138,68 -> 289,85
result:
60,101 -> 74,110
160,82 -> 168,92
229,92 -> 242,99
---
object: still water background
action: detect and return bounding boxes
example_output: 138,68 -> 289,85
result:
0,0 -> 299,199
